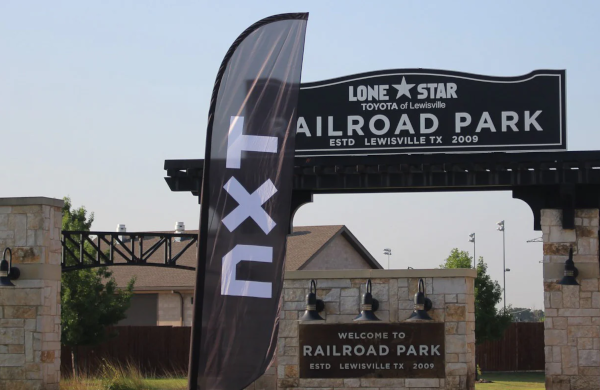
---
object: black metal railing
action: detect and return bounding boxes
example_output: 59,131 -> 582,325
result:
61,231 -> 198,272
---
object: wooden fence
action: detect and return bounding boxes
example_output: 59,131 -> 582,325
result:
476,322 -> 545,371
62,322 -> 544,376
61,326 -> 191,377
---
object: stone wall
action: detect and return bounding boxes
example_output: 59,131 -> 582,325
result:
246,269 -> 476,390
0,197 -> 63,390
543,209 -> 600,390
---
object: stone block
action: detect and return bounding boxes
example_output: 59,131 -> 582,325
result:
432,278 -> 466,294
341,288 -> 359,297
7,345 -> 24,354
282,301 -> 304,311
0,328 -> 24,344
340,296 -> 358,315
4,306 -> 36,319
571,376 -> 600,390
544,243 -> 572,256
576,209 -> 599,218
549,226 -> 576,242
405,378 -> 439,387
0,319 -> 24,327
546,330 -> 567,345
0,354 -> 25,367
446,335 -> 467,353
563,285 -> 580,308
446,362 -> 467,375
580,350 -> 600,366
551,291 -> 563,308
370,283 -> 388,301
445,294 -> 457,303
324,301 -> 339,315
283,289 -> 304,302
542,209 -> 562,226
546,362 -> 562,375
283,365 -> 297,378
581,367 -> 600,376
279,320 -> 297,338
574,255 -> 599,263
579,338 -> 595,350
554,317 -> 568,329
445,304 -> 466,321
11,247 -> 43,264
582,298 -> 593,308
315,279 -> 351,288
298,378 -> 343,387
559,308 -> 600,316
593,293 -> 600,308
321,288 -> 340,302
579,237 -> 599,255
569,317 -> 592,326
568,326 -> 600,339
343,378 -> 360,387
581,279 -> 600,291
545,281 -> 562,292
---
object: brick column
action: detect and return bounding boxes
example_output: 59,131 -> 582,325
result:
542,209 -> 600,390
0,197 -> 63,390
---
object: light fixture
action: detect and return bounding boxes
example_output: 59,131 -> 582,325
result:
300,280 -> 325,321
558,247 -> 579,286
0,248 -> 20,287
405,278 -> 433,321
354,279 -> 380,322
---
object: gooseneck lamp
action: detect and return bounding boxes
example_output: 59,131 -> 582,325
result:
354,279 -> 380,322
300,280 -> 325,321
558,247 -> 579,286
406,278 -> 433,321
0,248 -> 20,287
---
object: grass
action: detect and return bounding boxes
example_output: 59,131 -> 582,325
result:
60,361 -> 187,390
476,372 -> 545,389
62,366 -> 543,390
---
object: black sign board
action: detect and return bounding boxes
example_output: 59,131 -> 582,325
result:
299,323 -> 445,379
295,69 -> 566,156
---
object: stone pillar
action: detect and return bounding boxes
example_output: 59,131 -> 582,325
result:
542,209 -> 600,390
0,197 -> 63,390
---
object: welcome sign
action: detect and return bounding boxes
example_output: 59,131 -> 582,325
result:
295,69 -> 566,156
299,323 -> 445,378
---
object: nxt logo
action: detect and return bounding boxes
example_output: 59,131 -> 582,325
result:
220,116 -> 278,299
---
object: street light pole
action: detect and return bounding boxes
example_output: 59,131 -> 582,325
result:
497,220 -> 506,310
383,248 -> 392,270
468,233 -> 476,269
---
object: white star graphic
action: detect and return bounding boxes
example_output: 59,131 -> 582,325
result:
392,77 -> 415,99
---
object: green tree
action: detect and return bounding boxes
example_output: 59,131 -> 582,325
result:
440,248 -> 512,344
508,307 -> 545,322
439,248 -> 473,269
61,197 -> 135,376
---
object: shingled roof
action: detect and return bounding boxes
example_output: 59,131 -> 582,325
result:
110,225 -> 380,290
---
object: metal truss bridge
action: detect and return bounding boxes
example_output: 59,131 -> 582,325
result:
61,231 -> 198,272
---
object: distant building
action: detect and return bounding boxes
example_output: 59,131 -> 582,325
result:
110,225 -> 381,326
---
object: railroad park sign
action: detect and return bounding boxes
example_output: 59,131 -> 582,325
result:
296,69 -> 566,156
299,323 -> 445,379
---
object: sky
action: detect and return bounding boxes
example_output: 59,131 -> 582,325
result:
2,1 -> 600,310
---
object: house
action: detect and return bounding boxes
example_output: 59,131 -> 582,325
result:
111,225 -> 381,326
